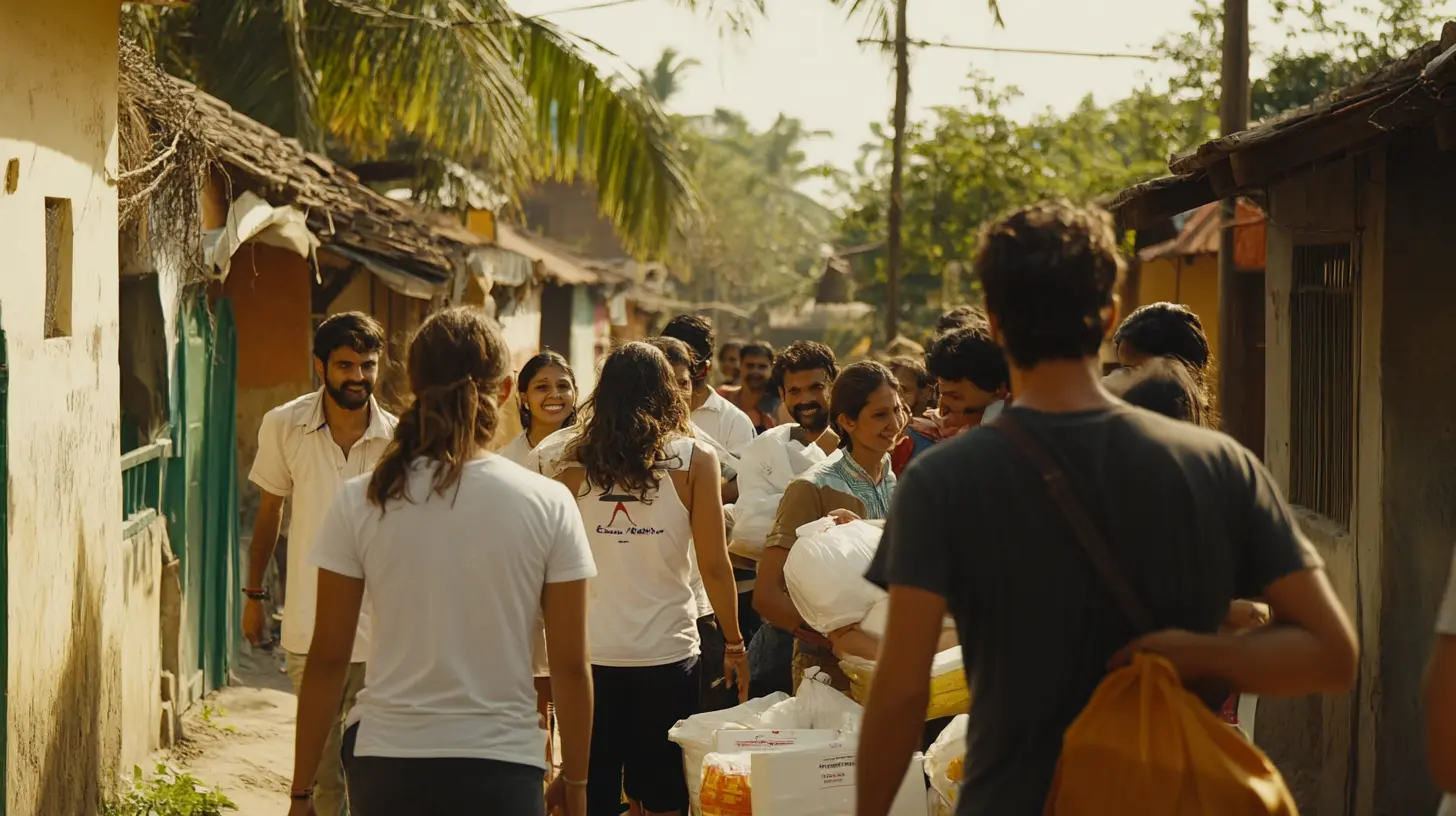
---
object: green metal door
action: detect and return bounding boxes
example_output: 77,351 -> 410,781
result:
202,299 -> 238,691
166,295 -> 210,699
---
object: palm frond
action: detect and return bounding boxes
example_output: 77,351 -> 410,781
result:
282,0 -> 324,151
667,0 -> 766,35
514,17 -> 700,257
309,0 -> 528,183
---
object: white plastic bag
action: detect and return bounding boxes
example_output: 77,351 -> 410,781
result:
923,714 -> 968,814
670,692 -> 793,815
795,668 -> 864,731
730,428 -> 835,549
783,518 -> 887,634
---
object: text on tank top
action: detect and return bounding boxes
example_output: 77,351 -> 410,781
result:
577,436 -> 699,667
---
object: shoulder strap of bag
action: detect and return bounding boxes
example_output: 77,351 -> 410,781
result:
989,412 -> 1156,635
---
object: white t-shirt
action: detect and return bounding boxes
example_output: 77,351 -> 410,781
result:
249,390 -> 397,661
498,432 -> 534,466
576,437 -> 700,666
310,455 -> 595,764
1436,555 -> 1456,816
693,389 -> 756,459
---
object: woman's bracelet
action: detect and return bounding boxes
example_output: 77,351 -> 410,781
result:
724,640 -> 747,655
290,787 -> 314,801
563,776 -> 589,788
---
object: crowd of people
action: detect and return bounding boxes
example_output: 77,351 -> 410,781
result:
235,198 -> 1448,816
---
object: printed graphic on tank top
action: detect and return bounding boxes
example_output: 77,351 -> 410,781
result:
578,436 -> 699,667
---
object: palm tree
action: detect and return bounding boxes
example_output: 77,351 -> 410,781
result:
121,0 -> 765,258
638,48 -> 701,105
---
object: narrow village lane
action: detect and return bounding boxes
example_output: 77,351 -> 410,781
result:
171,650 -> 295,812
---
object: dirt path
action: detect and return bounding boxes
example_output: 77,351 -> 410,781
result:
171,649 -> 295,813
169,650 -> 565,812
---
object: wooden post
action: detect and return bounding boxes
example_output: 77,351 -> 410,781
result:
886,0 -> 909,345
1218,0 -> 1249,439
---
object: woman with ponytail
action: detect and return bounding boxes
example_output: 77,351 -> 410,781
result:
289,308 -> 596,816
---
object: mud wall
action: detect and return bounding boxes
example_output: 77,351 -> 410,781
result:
0,3 -> 127,812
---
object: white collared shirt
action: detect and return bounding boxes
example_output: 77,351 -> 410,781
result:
693,388 -> 756,458
249,389 -> 398,661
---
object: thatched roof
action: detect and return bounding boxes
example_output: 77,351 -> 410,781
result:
118,41 -> 486,289
1112,21 -> 1456,228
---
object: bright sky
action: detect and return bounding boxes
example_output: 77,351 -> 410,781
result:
513,0 -> 1296,197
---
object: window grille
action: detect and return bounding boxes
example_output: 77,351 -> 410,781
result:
1288,242 -> 1356,526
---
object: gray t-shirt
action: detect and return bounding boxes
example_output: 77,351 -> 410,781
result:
866,405 -> 1321,816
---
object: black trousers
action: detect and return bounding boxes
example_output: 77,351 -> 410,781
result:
587,657 -> 701,816
342,724 -> 547,815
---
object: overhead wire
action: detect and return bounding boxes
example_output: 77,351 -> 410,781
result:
858,38 -> 1160,61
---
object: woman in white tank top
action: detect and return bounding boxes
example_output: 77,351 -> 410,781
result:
556,341 -> 750,816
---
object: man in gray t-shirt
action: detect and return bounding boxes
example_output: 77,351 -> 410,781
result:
854,201 -> 1358,816
866,406 -> 1319,813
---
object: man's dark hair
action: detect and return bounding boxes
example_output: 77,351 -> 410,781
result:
927,325 -> 1009,393
772,341 -> 839,390
740,341 -> 776,364
977,200 -> 1124,369
888,355 -> 934,390
645,336 -> 695,371
1112,302 -> 1212,374
314,311 -> 385,363
936,305 -> 987,335
662,314 -> 715,371
718,339 -> 744,361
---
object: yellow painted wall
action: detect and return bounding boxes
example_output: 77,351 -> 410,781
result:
1136,255 -> 1223,406
0,2 -> 132,811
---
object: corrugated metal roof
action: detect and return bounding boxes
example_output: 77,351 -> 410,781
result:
495,223 -> 623,287
1138,199 -> 1264,261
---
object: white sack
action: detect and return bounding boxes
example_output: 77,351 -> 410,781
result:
731,428 -> 835,549
923,714 -> 969,813
670,692 -> 793,815
784,518 -> 887,633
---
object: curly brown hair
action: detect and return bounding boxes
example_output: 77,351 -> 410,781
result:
367,307 -> 509,510
565,341 -> 690,501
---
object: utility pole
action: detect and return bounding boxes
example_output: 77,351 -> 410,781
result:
886,0 -> 909,346
1218,0 -> 1249,442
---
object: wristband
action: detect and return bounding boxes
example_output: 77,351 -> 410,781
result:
242,587 -> 269,601
724,641 -> 747,655
290,788 -> 314,801
563,776 -> 589,788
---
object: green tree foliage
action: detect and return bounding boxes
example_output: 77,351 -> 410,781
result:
118,0 -> 762,258
837,78 -> 1184,332
835,0 -> 1448,338
671,109 -> 839,308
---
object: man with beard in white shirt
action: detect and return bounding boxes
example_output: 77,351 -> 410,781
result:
744,341 -> 841,695
244,313 -> 398,816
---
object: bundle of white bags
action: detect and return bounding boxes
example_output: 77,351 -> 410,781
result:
783,517 -> 886,635
669,671 -> 926,816
728,427 -> 835,558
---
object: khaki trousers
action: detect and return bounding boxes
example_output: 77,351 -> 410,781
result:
286,652 -> 367,816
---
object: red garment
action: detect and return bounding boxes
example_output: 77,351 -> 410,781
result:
890,413 -> 964,476
1219,694 -> 1240,725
